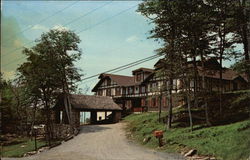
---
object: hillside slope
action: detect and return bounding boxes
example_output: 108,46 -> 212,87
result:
124,91 -> 250,160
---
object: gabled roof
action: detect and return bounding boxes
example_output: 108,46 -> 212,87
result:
143,67 -> 248,83
55,94 -> 122,111
141,72 -> 155,84
132,68 -> 154,74
154,57 -> 221,70
154,59 -> 165,69
92,73 -> 135,91
197,67 -> 248,82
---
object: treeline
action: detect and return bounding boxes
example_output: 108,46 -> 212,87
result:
0,29 -> 82,145
138,0 -> 250,130
0,76 -> 45,135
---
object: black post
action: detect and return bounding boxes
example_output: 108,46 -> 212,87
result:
34,129 -> 37,152
158,136 -> 163,147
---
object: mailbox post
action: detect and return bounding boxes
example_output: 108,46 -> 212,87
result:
33,126 -> 38,151
33,125 -> 44,152
153,130 -> 164,147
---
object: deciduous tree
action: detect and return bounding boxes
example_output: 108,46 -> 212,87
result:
17,28 -> 82,145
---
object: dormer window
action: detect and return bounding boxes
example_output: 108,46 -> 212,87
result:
136,73 -> 141,82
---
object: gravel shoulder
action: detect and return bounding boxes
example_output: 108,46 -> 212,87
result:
2,122 -> 184,160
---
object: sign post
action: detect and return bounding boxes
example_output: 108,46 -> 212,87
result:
153,130 -> 164,147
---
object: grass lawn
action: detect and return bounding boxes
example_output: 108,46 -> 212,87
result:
1,138 -> 46,157
124,112 -> 250,160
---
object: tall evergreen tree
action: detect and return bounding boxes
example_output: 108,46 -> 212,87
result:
138,0 -> 184,129
138,0 -> 214,129
205,0 -> 239,115
233,0 -> 250,87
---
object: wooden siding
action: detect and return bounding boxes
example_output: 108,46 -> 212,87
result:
92,65 -> 248,112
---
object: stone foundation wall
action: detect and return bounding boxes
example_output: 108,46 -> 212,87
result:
52,124 -> 73,139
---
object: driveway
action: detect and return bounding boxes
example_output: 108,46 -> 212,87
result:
2,122 -> 184,160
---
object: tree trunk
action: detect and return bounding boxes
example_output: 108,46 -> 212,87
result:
10,87 -> 21,125
158,93 -> 162,123
219,52 -> 223,115
0,92 -> 2,134
45,100 -> 51,146
193,56 -> 198,109
240,0 -> 250,88
200,53 -> 211,126
167,78 -> 173,129
187,79 -> 193,131
218,26 -> 224,116
64,94 -> 71,124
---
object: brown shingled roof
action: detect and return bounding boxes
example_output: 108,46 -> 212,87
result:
132,68 -> 154,74
92,73 -> 135,92
101,73 -> 135,86
197,67 -> 248,81
55,94 -> 122,111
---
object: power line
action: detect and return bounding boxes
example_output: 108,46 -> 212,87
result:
2,3 -> 137,61
78,55 -> 160,91
2,1 -> 112,59
63,1 -> 112,27
110,56 -> 159,74
80,54 -> 161,81
2,55 -> 27,68
77,4 -> 137,34
2,41 -> 35,59
81,55 -> 158,81
2,1 -> 79,46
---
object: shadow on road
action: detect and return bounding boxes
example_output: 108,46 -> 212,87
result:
79,125 -> 111,134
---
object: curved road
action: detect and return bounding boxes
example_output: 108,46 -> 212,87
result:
3,123 -> 184,160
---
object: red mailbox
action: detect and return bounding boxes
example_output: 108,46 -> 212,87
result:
153,130 -> 163,138
153,130 -> 164,147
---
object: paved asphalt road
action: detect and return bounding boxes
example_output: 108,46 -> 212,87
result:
2,122 -> 184,160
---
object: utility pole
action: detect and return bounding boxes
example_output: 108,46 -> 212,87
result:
248,0 -> 250,54
0,92 -> 2,160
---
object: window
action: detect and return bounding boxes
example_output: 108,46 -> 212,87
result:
190,80 -> 194,88
122,88 -> 126,95
136,73 -> 141,82
141,86 -> 145,93
116,88 -> 121,95
60,111 -> 63,123
98,90 -> 103,96
148,84 -> 151,91
106,89 -> 111,96
111,88 -> 115,95
107,79 -> 111,86
129,87 -> 133,94
152,98 -> 156,107
173,79 -> 177,90
135,87 -> 139,93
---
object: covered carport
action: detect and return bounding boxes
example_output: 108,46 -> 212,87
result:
53,94 -> 122,128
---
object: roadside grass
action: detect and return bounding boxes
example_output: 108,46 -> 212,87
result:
225,89 -> 250,94
124,113 -> 250,160
1,138 -> 46,157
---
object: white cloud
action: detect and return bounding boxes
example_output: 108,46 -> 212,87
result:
52,25 -> 69,31
136,12 -> 142,16
31,24 -> 49,31
126,35 -> 139,43
2,70 -> 16,80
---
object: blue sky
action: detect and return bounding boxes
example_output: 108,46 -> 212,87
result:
1,1 -> 241,94
1,1 -> 162,94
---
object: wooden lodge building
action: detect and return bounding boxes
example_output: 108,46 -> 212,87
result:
92,58 -> 248,112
